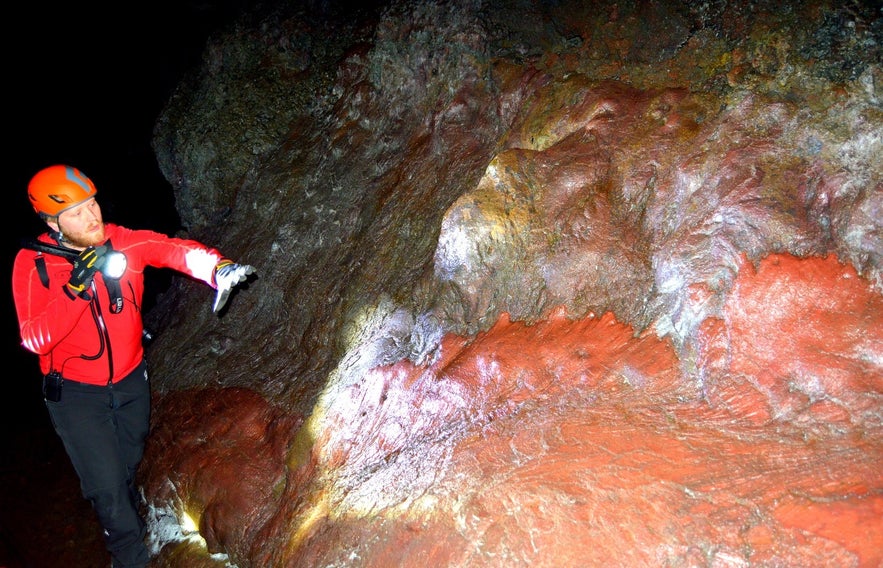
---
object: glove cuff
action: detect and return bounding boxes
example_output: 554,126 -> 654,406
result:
212,259 -> 234,286
64,283 -> 91,301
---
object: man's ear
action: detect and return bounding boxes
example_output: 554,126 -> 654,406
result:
44,217 -> 62,239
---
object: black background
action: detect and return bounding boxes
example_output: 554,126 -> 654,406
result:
3,2 -> 250,436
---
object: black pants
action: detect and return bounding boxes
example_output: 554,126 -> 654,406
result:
45,360 -> 151,568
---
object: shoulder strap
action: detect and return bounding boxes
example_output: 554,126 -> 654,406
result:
35,255 -> 50,289
22,235 -> 72,290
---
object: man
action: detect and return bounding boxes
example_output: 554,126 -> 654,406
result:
11,164 -> 256,567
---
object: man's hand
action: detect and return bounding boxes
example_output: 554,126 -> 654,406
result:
213,261 -> 256,313
66,246 -> 108,298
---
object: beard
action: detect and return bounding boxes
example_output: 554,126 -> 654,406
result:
60,223 -> 106,249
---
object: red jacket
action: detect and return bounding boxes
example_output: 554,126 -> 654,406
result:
12,223 -> 225,385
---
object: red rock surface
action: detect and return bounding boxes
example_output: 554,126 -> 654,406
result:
279,258 -> 878,567
142,254 -> 880,566
141,388 -> 303,564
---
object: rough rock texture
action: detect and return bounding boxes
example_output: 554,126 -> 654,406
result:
141,1 -> 881,566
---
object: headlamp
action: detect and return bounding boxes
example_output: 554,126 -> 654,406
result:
102,251 -> 127,279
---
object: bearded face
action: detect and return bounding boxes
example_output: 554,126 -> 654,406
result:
52,198 -> 106,249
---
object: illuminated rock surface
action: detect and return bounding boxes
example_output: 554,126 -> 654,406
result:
140,1 -> 881,566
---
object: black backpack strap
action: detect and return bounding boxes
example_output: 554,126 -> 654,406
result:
35,254 -> 50,289
22,235 -> 71,290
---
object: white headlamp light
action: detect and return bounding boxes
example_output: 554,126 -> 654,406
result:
102,251 -> 127,279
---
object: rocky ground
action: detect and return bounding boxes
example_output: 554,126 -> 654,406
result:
0,411 -> 107,568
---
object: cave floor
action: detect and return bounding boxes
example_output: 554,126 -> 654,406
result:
0,416 -> 107,568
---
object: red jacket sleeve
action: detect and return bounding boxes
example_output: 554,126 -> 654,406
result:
108,225 -> 226,287
12,248 -> 92,356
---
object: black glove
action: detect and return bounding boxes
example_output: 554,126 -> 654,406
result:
66,246 -> 108,299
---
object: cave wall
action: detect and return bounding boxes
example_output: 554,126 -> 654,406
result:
140,1 -> 882,566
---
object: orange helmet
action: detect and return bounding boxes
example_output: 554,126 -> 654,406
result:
28,164 -> 98,218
